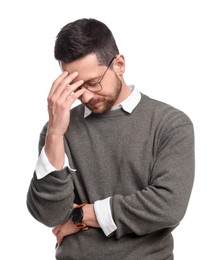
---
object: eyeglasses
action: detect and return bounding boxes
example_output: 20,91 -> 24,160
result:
82,57 -> 116,92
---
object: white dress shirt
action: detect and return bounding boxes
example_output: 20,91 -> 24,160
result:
36,85 -> 141,236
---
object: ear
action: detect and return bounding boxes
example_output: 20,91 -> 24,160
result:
114,54 -> 125,76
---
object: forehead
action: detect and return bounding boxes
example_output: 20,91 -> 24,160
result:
61,53 -> 102,79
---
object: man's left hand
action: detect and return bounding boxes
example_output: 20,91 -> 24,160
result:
52,218 -> 80,246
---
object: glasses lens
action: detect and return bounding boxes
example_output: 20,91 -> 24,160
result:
84,82 -> 102,92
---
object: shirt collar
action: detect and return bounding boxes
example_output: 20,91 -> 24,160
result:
84,85 -> 141,118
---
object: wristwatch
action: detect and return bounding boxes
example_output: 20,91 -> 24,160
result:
71,204 -> 88,230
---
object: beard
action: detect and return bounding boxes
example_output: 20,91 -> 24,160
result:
85,73 -> 122,114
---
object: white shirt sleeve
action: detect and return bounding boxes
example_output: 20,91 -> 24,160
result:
94,197 -> 117,236
35,146 -> 70,179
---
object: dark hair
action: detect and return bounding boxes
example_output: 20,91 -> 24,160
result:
54,18 -> 119,65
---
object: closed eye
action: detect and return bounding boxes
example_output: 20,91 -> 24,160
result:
84,79 -> 100,88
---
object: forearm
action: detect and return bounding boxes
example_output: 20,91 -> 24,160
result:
111,184 -> 190,238
45,132 -> 65,170
27,167 -> 75,227
111,124 -> 195,239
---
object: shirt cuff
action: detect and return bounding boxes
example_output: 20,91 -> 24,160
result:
35,146 -> 70,179
94,197 -> 117,236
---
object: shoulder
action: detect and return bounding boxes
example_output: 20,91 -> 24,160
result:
140,93 -> 192,125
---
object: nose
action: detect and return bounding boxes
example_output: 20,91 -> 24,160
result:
81,89 -> 94,104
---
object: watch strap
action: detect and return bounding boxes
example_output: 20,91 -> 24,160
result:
73,204 -> 88,231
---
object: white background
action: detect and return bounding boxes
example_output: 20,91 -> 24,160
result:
0,0 -> 222,259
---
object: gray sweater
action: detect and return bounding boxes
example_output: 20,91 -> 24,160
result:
27,94 -> 195,260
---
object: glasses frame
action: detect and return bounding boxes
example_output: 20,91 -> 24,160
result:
83,57 -> 116,93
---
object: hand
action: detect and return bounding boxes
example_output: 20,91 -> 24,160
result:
52,218 -> 80,246
47,71 -> 85,136
52,204 -> 100,246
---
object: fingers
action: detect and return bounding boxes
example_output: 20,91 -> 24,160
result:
48,71 -> 83,101
56,231 -> 64,246
52,220 -> 81,247
59,79 -> 85,104
49,71 -> 77,97
52,225 -> 60,236
48,71 -> 69,97
52,226 -> 64,246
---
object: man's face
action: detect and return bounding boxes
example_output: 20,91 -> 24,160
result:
61,54 -> 123,114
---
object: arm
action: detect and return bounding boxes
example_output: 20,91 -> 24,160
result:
111,122 -> 195,239
27,71 -> 85,227
27,125 -> 75,227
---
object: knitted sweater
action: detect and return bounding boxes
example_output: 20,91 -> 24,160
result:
27,94 -> 195,260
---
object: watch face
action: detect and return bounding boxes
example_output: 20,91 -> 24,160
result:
71,207 -> 83,224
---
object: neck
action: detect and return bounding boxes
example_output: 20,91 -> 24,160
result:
112,82 -> 132,107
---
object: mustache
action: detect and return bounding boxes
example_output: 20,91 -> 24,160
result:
86,97 -> 104,106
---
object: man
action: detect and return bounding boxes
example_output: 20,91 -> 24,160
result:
27,18 -> 195,260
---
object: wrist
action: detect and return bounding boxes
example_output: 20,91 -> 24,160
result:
45,132 -> 65,170
82,204 -> 100,228
71,204 -> 88,230
46,129 -> 65,139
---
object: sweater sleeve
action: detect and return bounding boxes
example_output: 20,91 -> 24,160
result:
26,123 -> 75,227
111,117 -> 195,239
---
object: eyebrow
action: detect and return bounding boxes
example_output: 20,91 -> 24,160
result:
69,76 -> 100,86
84,77 -> 101,84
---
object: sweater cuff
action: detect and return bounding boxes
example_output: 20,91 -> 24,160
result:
35,146 -> 70,179
94,197 -> 117,236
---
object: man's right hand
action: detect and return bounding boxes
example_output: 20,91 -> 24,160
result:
47,71 -> 84,136
45,71 -> 85,169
